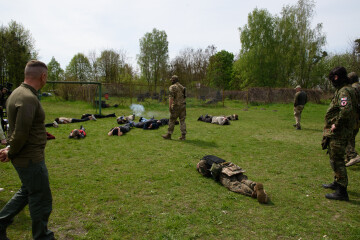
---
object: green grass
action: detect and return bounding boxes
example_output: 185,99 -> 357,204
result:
1,98 -> 360,240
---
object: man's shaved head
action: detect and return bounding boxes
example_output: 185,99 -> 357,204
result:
24,60 -> 48,79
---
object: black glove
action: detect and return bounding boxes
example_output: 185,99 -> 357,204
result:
321,136 -> 330,150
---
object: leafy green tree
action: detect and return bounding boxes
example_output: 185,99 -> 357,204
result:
65,53 -> 92,81
238,8 -> 278,87
0,20 -> 37,87
276,0 -> 326,88
97,50 -> 121,83
47,57 -> 64,81
170,45 -> 217,89
138,28 -> 169,92
237,0 -> 326,89
207,50 -> 234,105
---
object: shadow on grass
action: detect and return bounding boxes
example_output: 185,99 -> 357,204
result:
301,128 -> 323,133
182,139 -> 218,148
347,165 -> 360,171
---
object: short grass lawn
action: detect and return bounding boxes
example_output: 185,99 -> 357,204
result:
1,98 -> 360,240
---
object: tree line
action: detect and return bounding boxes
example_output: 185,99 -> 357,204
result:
0,0 -> 359,93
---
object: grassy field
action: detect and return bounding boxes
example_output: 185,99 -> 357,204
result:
1,97 -> 360,240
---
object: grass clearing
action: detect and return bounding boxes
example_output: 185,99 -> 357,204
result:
1,98 -> 360,239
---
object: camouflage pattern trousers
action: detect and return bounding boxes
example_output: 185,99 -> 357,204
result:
168,105 -> 186,135
219,173 -> 256,197
294,105 -> 304,127
328,138 -> 348,187
346,128 -> 359,161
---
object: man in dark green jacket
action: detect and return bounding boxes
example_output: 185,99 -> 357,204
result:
0,60 -> 54,239
293,85 -> 307,130
322,67 -> 357,201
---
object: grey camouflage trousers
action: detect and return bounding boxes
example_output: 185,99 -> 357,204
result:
167,105 -> 186,135
294,105 -> 304,127
346,128 -> 359,161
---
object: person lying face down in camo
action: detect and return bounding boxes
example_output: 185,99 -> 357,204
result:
116,114 -> 135,124
108,123 -> 134,136
197,155 -> 269,204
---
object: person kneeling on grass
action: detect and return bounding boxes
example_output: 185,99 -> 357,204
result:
69,126 -> 86,139
108,123 -> 133,136
197,155 -> 269,204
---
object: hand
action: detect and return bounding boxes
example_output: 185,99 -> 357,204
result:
0,147 -> 9,163
331,124 -> 336,132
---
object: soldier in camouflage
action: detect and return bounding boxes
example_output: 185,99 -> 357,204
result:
322,67 -> 357,201
162,75 -> 186,140
345,72 -> 360,167
293,85 -> 307,130
197,155 -> 268,204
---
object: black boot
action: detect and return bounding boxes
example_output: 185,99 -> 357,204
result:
322,181 -> 337,190
325,183 -> 349,201
0,228 -> 9,240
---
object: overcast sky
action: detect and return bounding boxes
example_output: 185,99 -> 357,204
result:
1,0 -> 359,70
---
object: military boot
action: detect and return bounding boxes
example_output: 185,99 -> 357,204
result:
0,227 -> 9,240
325,183 -> 349,201
254,183 -> 268,204
178,134 -> 186,140
346,155 -> 360,167
162,133 -> 171,140
322,181 -> 337,190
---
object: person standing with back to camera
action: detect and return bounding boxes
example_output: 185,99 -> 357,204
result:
162,75 -> 187,140
0,60 -> 54,239
293,85 -> 307,130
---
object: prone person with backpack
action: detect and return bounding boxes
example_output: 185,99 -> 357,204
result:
197,155 -> 269,204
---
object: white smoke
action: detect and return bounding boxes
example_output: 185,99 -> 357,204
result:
130,104 -> 145,116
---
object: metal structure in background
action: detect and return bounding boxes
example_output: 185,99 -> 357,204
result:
46,81 -> 102,114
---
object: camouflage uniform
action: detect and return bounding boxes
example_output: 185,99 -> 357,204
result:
345,81 -> 360,161
323,84 -> 357,188
197,155 -> 268,203
293,89 -> 307,129
167,82 -> 186,136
